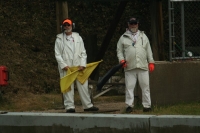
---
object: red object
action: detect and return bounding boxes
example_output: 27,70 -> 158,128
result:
148,63 -> 155,72
120,60 -> 127,68
0,66 -> 9,86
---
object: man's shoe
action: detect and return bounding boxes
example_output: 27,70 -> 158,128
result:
66,108 -> 75,113
143,107 -> 152,112
84,106 -> 99,111
126,106 -> 133,113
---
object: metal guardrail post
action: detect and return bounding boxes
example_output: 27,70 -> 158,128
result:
169,0 -> 172,61
181,2 -> 185,57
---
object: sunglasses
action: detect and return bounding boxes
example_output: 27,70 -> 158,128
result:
129,22 -> 138,25
63,23 -> 71,27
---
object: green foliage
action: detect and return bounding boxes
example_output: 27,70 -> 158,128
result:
0,0 -> 59,94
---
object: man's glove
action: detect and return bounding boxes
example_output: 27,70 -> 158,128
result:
148,63 -> 155,72
120,60 -> 127,68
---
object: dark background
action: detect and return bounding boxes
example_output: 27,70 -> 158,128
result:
0,0 -> 169,94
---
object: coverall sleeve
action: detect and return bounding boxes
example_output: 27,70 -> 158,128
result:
116,36 -> 125,62
145,36 -> 155,63
54,38 -> 68,69
79,36 -> 87,67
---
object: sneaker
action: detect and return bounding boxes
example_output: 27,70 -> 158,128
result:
143,107 -> 152,112
84,106 -> 99,111
66,108 -> 75,113
126,106 -> 133,113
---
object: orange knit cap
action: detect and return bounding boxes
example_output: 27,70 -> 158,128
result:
63,19 -> 72,25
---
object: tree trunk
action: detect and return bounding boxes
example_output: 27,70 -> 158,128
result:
56,1 -> 68,34
95,1 -> 128,61
90,1 -> 128,80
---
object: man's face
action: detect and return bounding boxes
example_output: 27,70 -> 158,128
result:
63,23 -> 72,33
128,21 -> 138,33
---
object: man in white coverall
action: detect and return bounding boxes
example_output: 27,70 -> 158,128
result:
55,18 -> 99,113
116,17 -> 155,113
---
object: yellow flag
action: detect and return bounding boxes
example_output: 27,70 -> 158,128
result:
60,60 -> 103,93
77,60 -> 103,84
60,68 -> 79,93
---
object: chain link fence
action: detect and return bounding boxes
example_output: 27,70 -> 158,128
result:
168,0 -> 200,61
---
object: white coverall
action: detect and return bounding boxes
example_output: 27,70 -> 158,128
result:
55,32 -> 93,110
116,30 -> 155,108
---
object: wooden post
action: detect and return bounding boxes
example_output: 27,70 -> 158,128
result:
62,2 -> 68,19
56,1 -> 68,34
150,0 -> 164,61
56,1 -> 69,108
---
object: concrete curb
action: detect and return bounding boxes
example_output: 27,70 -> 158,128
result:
150,115 -> 200,133
0,112 -> 200,133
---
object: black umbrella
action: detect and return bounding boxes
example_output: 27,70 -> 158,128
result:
96,62 -> 125,91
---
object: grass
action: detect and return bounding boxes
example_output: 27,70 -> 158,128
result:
151,102 -> 200,115
0,92 -> 63,112
0,91 -> 200,115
